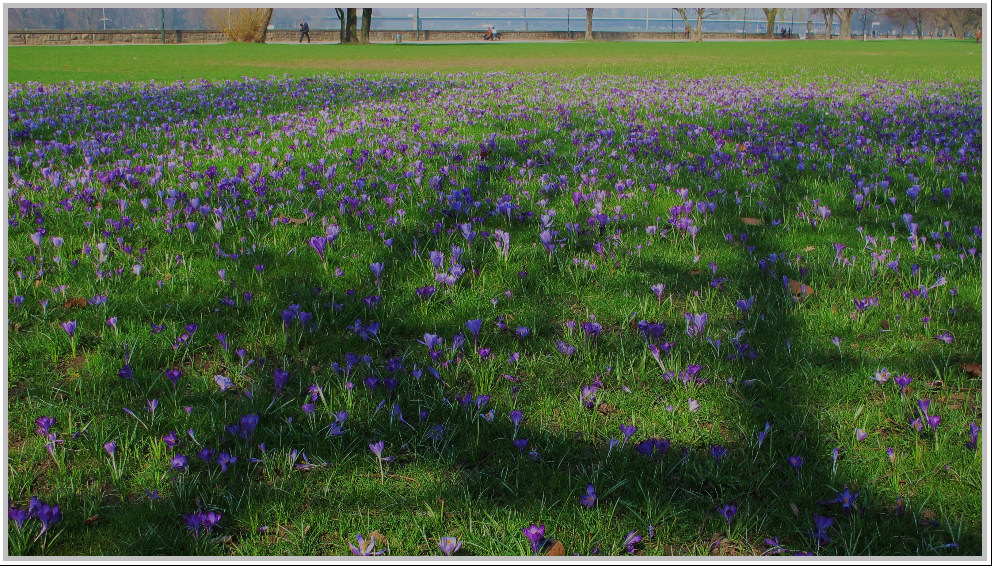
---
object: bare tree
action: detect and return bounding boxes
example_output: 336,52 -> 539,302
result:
837,8 -> 854,39
933,8 -> 981,39
585,8 -> 594,40
762,8 -> 777,39
335,8 -> 347,43
676,8 -> 723,42
345,8 -> 358,44
252,8 -> 273,43
359,8 -> 372,44
811,8 -> 836,39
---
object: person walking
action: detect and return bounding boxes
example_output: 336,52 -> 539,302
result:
299,19 -> 311,43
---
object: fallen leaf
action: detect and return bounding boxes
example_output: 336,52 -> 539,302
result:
689,269 -> 703,276
83,514 -> 99,526
596,403 -> 616,416
961,363 -> 981,378
64,297 -> 87,308
880,320 -> 890,330
803,246 -> 816,252
369,530 -> 387,546
12,323 -> 21,333
544,540 -> 565,556
275,215 -> 306,225
741,217 -> 763,226
789,503 -> 800,517
788,279 -> 815,300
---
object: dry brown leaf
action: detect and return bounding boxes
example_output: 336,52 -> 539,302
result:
369,530 -> 387,546
961,363 -> 981,378
689,269 -> 703,276
64,297 -> 87,309
789,503 -> 800,517
544,540 -> 565,556
803,246 -> 817,252
83,514 -> 99,526
275,215 -> 306,225
880,320 -> 890,330
788,279 -> 815,300
12,323 -> 21,333
596,403 -> 616,416
741,217 -> 763,226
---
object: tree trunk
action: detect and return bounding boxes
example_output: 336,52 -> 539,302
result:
345,8 -> 358,44
694,9 -> 704,42
763,8 -> 777,39
360,8 -> 372,44
336,8 -> 346,44
585,8 -> 593,40
821,10 -> 831,39
838,9 -> 853,40
252,8 -> 273,43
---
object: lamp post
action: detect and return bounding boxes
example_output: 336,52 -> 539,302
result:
100,8 -> 109,30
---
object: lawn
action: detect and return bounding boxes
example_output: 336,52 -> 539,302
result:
5,39 -> 982,83
5,41 -> 986,557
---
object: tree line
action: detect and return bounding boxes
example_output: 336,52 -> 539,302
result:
6,7 -> 981,42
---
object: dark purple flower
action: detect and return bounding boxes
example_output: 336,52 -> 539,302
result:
273,368 -> 289,396
966,422 -> 980,450
29,497 -> 62,535
170,453 -> 189,470
620,424 -> 637,445
809,514 -> 833,546
710,445 -> 727,463
894,374 -> 912,396
622,530 -> 642,554
8,504 -> 30,531
513,438 -> 529,453
788,455 -> 804,475
717,503 -> 737,528
522,523 -> 545,554
820,488 -> 858,515
580,484 -> 597,508
61,320 -> 77,337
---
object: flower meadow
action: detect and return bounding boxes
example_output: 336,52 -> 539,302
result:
5,72 -> 983,556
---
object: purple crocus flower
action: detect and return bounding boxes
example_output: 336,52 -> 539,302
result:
966,423 -> 980,450
620,424 -> 637,446
348,533 -> 385,556
61,320 -> 77,337
894,374 -> 912,396
522,523 -> 545,554
809,514 -> 834,546
8,504 -> 30,531
509,409 -> 523,434
622,530 -> 642,554
710,445 -> 727,463
437,536 -> 462,556
273,368 -> 289,396
717,504 -> 737,528
104,441 -> 117,457
214,374 -> 234,392
685,312 -> 707,338
170,454 -> 189,470
30,497 -> 62,536
788,455 -> 804,475
580,484 -> 598,508
369,440 -> 385,458
821,488 -> 859,515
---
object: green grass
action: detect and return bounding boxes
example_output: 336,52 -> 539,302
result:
6,39 -> 982,84
5,42 -> 983,557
